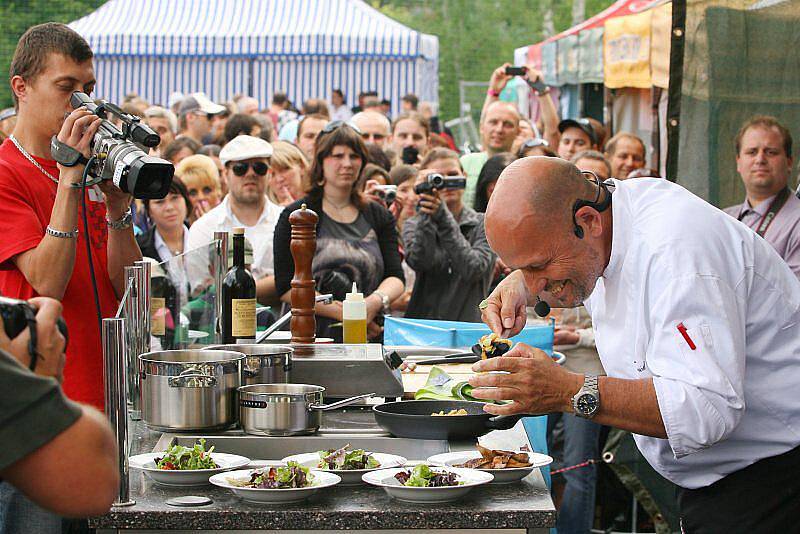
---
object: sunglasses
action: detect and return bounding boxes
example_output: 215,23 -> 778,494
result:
521,138 -> 549,149
231,161 -> 269,176
320,120 -> 363,136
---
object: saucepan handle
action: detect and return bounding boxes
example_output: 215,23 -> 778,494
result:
309,393 -> 375,411
485,413 -> 526,430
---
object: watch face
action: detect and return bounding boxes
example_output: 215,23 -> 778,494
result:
577,393 -> 599,415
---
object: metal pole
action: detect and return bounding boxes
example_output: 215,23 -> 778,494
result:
102,317 -> 135,507
213,231 -> 229,343
123,265 -> 141,420
134,260 -> 152,356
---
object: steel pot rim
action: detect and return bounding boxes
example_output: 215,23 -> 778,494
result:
139,349 -> 246,365
205,344 -> 295,357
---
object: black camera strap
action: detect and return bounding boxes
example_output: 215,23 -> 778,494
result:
21,304 -> 39,372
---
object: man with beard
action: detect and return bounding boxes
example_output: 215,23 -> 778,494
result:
471,157 -> 800,532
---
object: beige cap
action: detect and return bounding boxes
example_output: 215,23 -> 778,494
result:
219,135 -> 274,166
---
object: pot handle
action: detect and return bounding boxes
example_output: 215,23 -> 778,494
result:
309,393 -> 375,411
485,413 -> 526,431
168,373 -> 217,388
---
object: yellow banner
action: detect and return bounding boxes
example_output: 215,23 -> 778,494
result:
604,10 -> 653,89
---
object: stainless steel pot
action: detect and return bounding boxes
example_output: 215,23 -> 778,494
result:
206,344 -> 293,385
139,349 -> 245,431
238,384 -> 373,436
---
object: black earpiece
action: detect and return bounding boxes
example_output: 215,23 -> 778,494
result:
572,172 -> 612,240
573,224 -> 584,239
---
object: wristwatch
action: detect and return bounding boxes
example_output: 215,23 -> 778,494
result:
373,290 -> 391,315
106,208 -> 133,230
572,375 -> 600,419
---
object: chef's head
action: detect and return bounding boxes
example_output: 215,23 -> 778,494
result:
735,115 -> 793,200
484,156 -> 613,308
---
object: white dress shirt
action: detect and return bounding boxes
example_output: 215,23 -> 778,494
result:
153,226 -> 190,263
584,178 -> 800,489
186,195 -> 284,286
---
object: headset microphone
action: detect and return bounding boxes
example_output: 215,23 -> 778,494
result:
534,297 -> 551,317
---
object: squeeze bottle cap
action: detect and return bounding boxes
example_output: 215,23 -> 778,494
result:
345,282 -> 364,302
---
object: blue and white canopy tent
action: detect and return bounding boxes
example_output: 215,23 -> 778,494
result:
69,0 -> 439,114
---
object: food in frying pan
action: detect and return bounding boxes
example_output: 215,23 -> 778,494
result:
454,444 -> 533,469
477,333 -> 513,359
431,409 -> 469,416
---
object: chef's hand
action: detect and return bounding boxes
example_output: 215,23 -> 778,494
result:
481,270 -> 529,338
0,297 -> 67,382
468,343 -> 582,416
367,320 -> 383,341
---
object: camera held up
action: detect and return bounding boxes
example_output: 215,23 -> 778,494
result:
374,184 -> 397,206
50,92 -> 174,199
414,173 -> 467,195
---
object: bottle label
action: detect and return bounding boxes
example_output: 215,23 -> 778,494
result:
151,297 -> 166,336
231,298 -> 256,337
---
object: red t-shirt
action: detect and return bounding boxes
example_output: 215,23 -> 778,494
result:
0,138 -> 119,409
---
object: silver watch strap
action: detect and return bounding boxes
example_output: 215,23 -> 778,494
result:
46,225 -> 79,239
106,208 -> 133,230
585,375 -> 599,392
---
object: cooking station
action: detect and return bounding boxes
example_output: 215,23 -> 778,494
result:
90,210 -> 556,532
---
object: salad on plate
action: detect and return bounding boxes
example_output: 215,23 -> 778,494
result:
228,462 -> 314,489
316,444 -> 381,470
155,438 -> 218,471
393,464 -> 461,487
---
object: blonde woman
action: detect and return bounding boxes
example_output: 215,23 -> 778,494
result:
267,141 -> 308,206
175,154 -> 222,223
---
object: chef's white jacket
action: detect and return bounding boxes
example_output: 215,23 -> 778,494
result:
585,178 -> 800,489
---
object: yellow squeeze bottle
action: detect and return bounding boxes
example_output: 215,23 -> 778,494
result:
342,283 -> 367,344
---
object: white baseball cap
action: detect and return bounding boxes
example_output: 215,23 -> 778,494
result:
178,92 -> 226,116
219,135 -> 274,166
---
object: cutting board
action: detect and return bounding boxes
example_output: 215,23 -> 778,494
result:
401,363 -> 476,396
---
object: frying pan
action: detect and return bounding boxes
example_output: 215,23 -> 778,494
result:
372,400 -> 526,440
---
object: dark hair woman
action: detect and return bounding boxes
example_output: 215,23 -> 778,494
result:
136,178 -> 193,263
272,122 -> 405,341
474,152 -> 516,213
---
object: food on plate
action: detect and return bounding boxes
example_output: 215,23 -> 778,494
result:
431,409 -> 469,416
227,462 -> 314,489
477,333 -> 512,359
315,444 -> 381,470
393,464 -> 461,487
454,444 -> 532,469
155,438 -> 218,470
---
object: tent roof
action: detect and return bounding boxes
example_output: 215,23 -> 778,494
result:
538,0 -> 662,45
69,0 -> 437,59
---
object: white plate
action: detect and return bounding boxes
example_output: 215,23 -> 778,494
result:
361,466 -> 493,503
426,451 -> 553,484
210,465 -> 341,504
281,452 -> 407,486
129,452 -> 251,487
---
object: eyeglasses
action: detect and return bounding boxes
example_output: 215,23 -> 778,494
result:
231,161 -> 269,176
521,138 -> 549,149
571,171 -> 612,239
320,120 -> 363,136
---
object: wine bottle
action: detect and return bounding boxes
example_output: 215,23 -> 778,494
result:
221,227 -> 256,344
151,271 -> 178,350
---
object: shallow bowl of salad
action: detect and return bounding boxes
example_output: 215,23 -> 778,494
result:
129,439 -> 250,487
210,461 -> 341,504
361,464 -> 493,503
282,444 -> 407,485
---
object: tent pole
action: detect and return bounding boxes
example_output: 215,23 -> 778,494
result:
651,86 -> 662,172
604,86 -> 614,139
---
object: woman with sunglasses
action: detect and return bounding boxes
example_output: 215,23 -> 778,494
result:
273,122 -> 405,341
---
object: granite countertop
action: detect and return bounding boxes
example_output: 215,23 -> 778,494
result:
89,415 -> 556,530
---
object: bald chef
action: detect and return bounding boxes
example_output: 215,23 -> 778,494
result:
470,157 -> 800,533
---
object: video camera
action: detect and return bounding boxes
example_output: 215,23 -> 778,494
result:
50,92 -> 174,199
414,173 -> 467,195
374,184 -> 397,206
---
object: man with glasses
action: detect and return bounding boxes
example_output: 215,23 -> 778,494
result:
187,135 -> 283,304
352,110 -> 392,148
177,92 -> 226,145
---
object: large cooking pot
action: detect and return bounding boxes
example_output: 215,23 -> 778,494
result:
206,344 -> 293,385
239,384 -> 373,436
139,349 -> 245,431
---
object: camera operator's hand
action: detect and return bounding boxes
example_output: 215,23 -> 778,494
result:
417,191 -> 442,216
364,179 -> 387,209
55,108 -> 103,187
489,63 -> 514,95
97,181 -> 133,221
524,66 -> 544,85
0,298 -> 67,382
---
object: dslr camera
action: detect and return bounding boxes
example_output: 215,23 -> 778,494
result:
0,295 -> 68,343
50,92 -> 174,199
414,173 -> 467,195
374,185 -> 397,206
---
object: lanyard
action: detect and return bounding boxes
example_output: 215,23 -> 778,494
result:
738,188 -> 790,238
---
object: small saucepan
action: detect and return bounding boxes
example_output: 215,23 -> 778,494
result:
372,400 -> 526,440
239,383 -> 374,436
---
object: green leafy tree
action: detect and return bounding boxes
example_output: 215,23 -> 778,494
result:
0,0 -> 105,109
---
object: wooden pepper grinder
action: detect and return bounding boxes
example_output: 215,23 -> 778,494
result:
289,204 -> 318,343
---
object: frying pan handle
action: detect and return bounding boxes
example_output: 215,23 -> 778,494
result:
309,393 -> 375,411
485,413 -> 526,430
